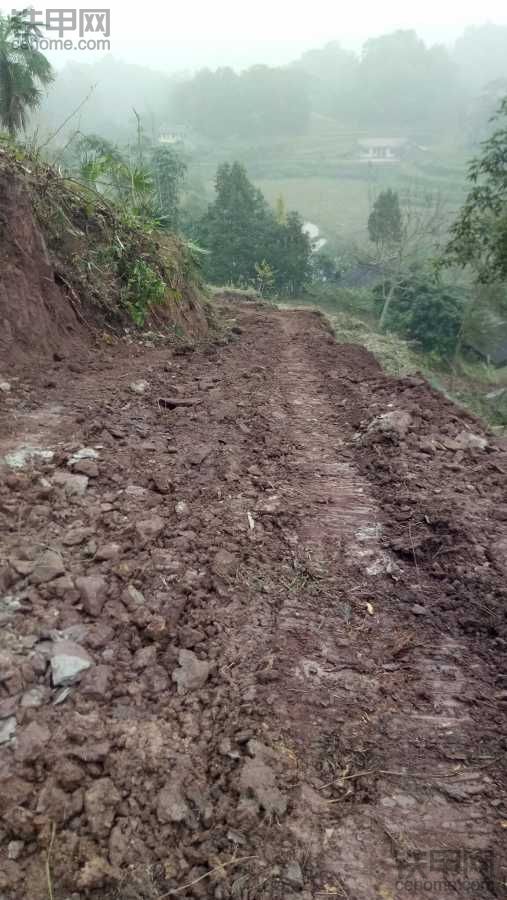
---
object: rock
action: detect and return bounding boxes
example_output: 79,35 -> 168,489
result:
10,558 -> 35,577
76,575 -> 108,616
29,549 -> 65,585
130,380 -> 149,395
51,640 -> 94,686
68,447 -> 99,465
85,778 -> 121,837
284,863 -> 304,890
95,542 -> 121,561
15,721 -> 50,763
175,500 -> 189,516
62,527 -> 95,546
51,574 -> 75,597
53,471 -> 89,497
135,515 -> 165,544
73,459 -> 99,478
488,537 -> 507,574
0,716 -> 16,744
157,778 -> 190,823
122,584 -> 145,607
172,649 -> 210,694
411,604 -> 428,616
151,473 -> 172,495
0,380 -> 11,393
455,430 -> 488,451
80,665 -> 113,698
368,410 -> 412,439
7,841 -> 24,861
212,549 -> 238,577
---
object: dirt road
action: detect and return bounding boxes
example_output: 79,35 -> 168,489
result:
0,302 -> 506,899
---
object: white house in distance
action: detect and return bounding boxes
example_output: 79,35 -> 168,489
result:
357,137 -> 408,163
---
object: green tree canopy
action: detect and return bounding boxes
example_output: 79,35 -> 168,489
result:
446,96 -> 507,281
368,189 -> 402,249
0,10 -> 53,137
197,162 -> 311,295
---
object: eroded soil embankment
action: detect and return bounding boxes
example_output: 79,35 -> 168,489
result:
0,302 -> 505,899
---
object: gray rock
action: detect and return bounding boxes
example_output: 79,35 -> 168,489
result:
172,649 -> 210,694
368,410 -> 412,439
157,778 -> 190,823
62,527 -> 95,546
0,716 -> 16,744
51,640 -> 94,686
455,430 -> 488,451
29,549 -> 65,585
95,542 -> 121,561
284,863 -> 304,890
411,604 -> 428,616
7,841 -> 24,861
76,575 -> 108,617
53,471 -> 89,497
80,665 -> 113,698
68,447 -> 99,465
135,515 -> 165,543
73,459 -> 99,478
175,500 -> 189,516
0,380 -> 11,393
130,380 -> 149,395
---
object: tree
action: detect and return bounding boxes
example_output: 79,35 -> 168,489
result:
0,10 -> 53,137
445,96 -> 507,282
366,190 -> 448,329
197,162 -> 273,285
197,162 -> 311,294
151,144 -> 187,231
368,189 -> 402,250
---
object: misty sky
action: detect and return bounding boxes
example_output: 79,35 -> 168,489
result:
28,0 -> 507,70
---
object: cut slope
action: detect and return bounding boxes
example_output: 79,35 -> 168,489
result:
0,145 -> 210,368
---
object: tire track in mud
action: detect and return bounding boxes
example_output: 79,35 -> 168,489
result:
0,303 -> 505,900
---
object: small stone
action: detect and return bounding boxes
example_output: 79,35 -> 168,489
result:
455,430 -> 488,451
68,447 -> 99,464
368,410 -> 412,439
122,584 -> 145,607
135,515 -> 165,543
130,380 -> 149,395
411,604 -> 428,616
0,716 -> 16,744
0,381 -> 11,393
178,626 -> 206,648
133,646 -> 157,670
7,841 -> 24,861
172,649 -> 210,694
76,575 -> 108,616
95,543 -> 121,561
187,444 -> 212,466
53,471 -> 89,497
10,559 -> 35,577
62,527 -> 95,546
73,459 -> 99,478
51,640 -> 94,686
29,549 -> 65,585
284,862 -> 304,890
151,473 -> 172,495
175,500 -> 189,516
80,665 -> 113,698
157,778 -> 190,824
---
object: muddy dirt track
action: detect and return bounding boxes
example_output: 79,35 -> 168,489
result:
0,301 -> 506,900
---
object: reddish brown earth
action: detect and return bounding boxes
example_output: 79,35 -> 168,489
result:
0,301 -> 506,900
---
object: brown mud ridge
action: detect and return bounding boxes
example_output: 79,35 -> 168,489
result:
0,302 -> 506,900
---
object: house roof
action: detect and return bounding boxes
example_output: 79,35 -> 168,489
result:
358,138 -> 408,148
